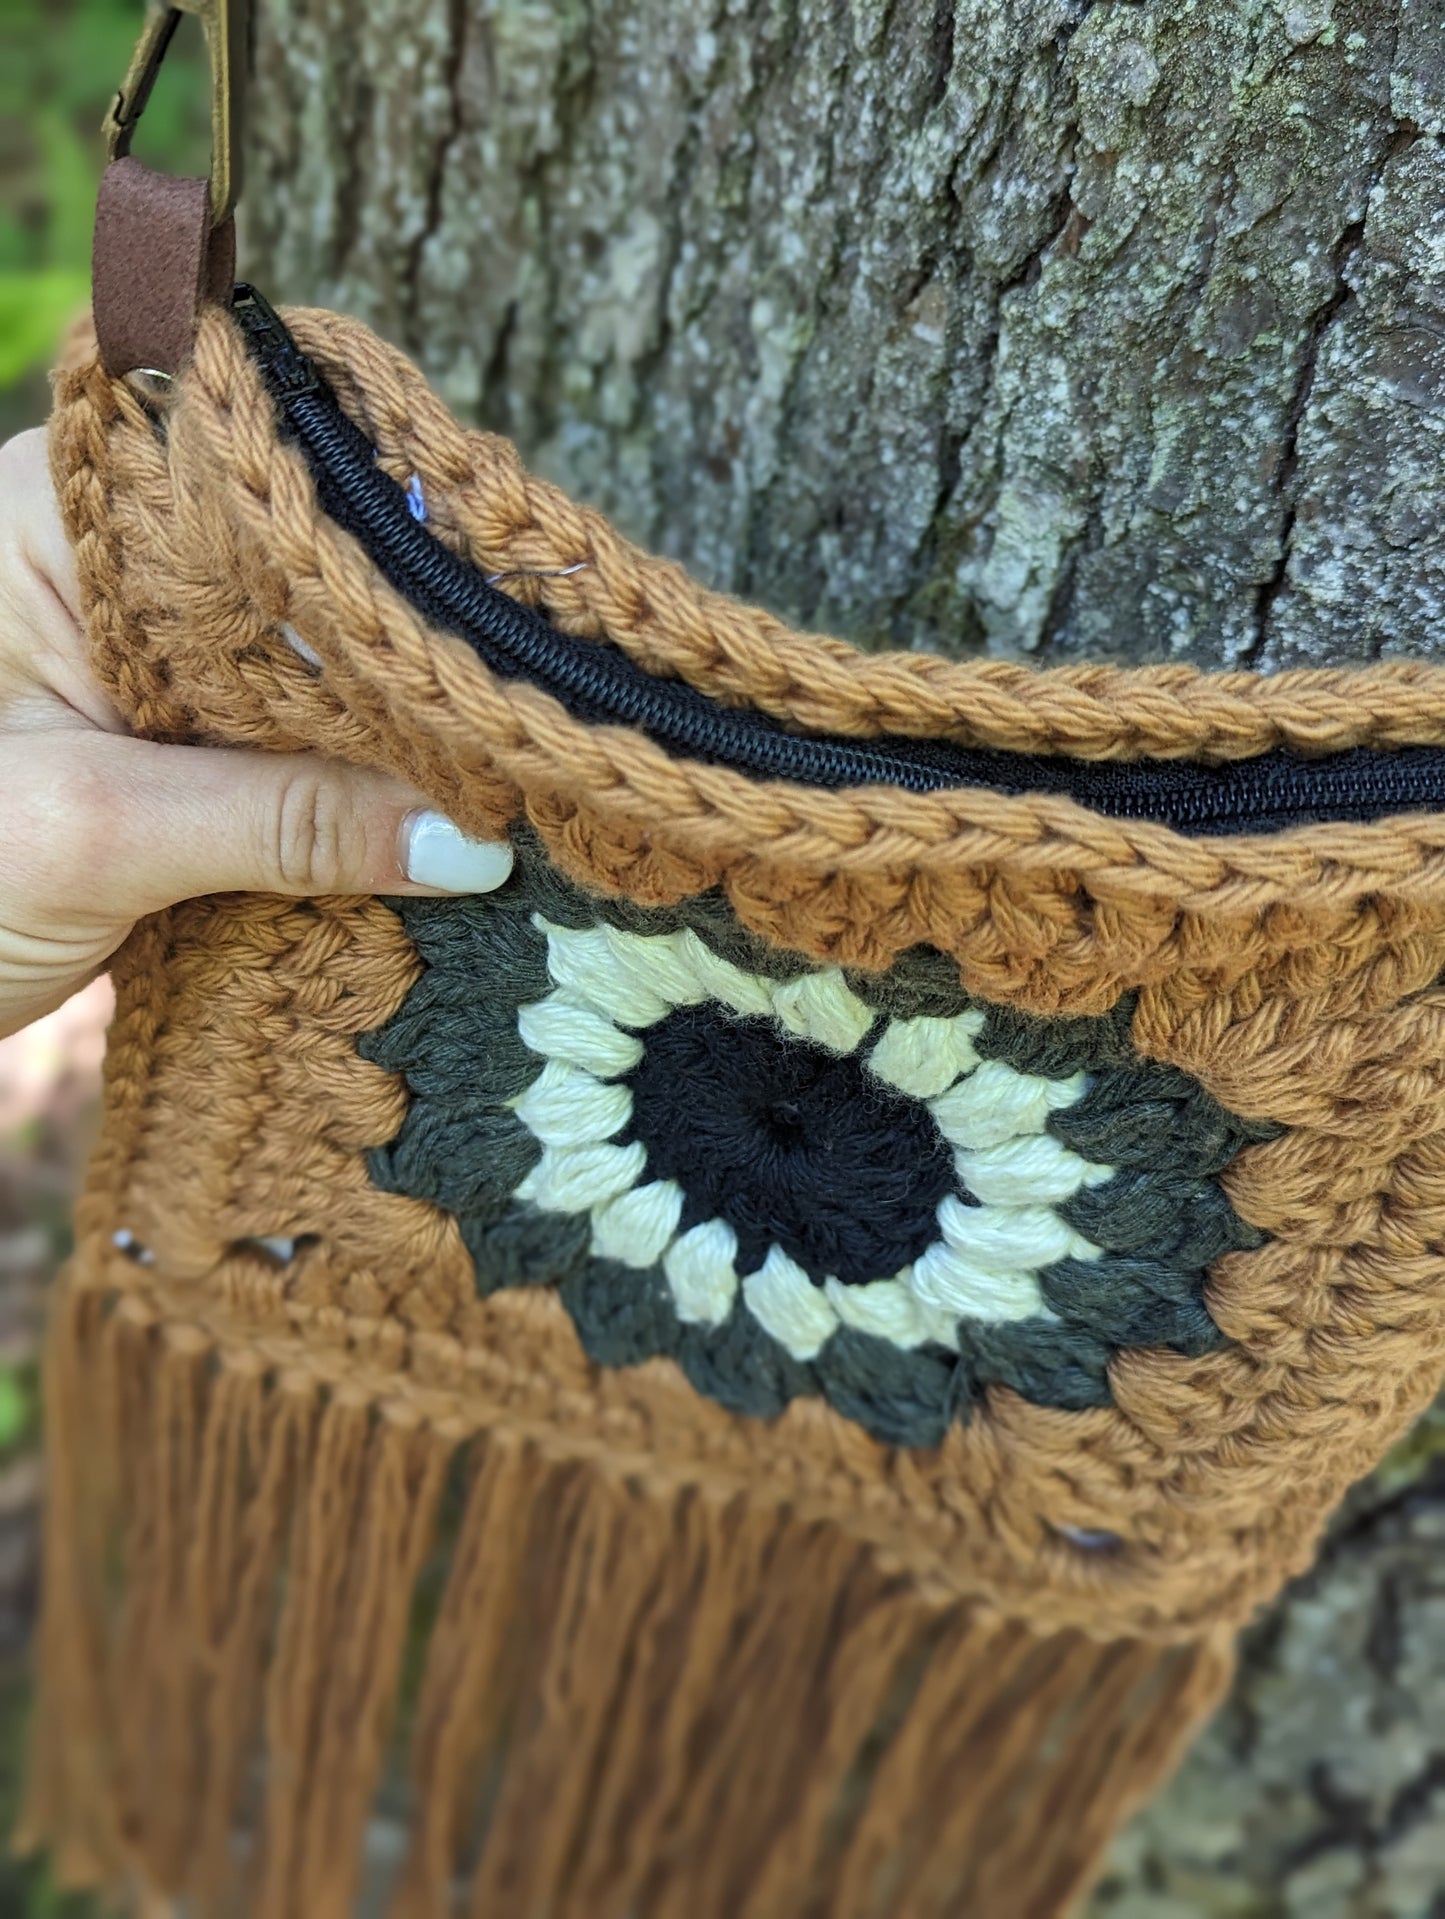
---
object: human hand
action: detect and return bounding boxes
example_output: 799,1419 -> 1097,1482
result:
0,428 -> 512,1041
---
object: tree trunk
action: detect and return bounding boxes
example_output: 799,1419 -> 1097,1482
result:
244,2 -> 1445,1908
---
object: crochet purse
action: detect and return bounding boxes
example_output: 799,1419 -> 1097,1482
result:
24,169 -> 1445,1919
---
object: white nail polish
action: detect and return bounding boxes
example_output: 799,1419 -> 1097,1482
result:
402,812 -> 515,892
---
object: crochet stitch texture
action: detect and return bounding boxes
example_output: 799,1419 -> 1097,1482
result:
21,301 -> 1445,1919
360,832 -> 1269,1448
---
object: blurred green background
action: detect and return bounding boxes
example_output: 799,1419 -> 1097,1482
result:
0,0 -> 208,435
0,6 -> 206,1908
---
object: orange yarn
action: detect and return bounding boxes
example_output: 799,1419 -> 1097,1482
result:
24,302 -> 1445,1918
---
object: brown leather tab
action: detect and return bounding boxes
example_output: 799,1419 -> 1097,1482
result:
92,158 -> 236,379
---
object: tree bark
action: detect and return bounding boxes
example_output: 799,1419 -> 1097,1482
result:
244,2 -> 1445,1909
249,0 -> 1445,667
1091,1399 -> 1445,1918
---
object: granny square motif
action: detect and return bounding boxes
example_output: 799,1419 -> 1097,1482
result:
361,831 -> 1270,1450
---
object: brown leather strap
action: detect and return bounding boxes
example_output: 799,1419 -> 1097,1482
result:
92,158 -> 236,379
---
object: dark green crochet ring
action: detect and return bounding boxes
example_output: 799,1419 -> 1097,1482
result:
359,831 -> 1274,1449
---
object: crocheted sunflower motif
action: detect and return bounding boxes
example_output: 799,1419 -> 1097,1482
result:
360,835 -> 1273,1448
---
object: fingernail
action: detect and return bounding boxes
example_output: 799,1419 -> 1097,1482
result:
402,811 -> 515,892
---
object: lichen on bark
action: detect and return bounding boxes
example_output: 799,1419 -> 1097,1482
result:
250,0 -> 1445,667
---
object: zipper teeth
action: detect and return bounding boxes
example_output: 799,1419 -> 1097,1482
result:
233,286 -> 1445,839
285,376 -> 1002,796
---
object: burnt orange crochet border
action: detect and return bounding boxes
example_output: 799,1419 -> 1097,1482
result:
48,310 -> 1445,1019
281,316 -> 1445,765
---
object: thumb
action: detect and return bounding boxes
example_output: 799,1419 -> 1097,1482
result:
15,731 -> 514,924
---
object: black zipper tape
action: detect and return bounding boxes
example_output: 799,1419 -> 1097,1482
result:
232,284 -> 1445,839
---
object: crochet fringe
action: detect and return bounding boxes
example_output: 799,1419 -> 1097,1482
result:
20,1277 -> 1231,1919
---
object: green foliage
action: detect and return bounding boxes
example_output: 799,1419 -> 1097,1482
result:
0,1367 -> 32,1455
0,0 -> 209,393
0,272 -> 93,389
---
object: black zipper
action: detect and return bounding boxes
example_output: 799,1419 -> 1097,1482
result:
232,283 -> 1445,840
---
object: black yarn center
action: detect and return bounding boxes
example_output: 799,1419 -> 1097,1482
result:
621,1002 -> 957,1284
